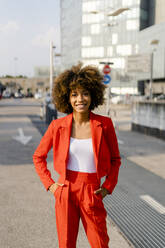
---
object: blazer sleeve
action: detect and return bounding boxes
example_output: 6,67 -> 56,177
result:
33,120 -> 55,191
102,118 -> 121,194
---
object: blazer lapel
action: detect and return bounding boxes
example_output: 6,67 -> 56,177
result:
90,112 -> 102,171
59,113 -> 73,163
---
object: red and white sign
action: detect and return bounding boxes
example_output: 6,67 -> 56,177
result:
103,64 -> 111,74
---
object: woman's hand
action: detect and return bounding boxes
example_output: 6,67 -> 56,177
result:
94,187 -> 109,199
49,183 -> 64,194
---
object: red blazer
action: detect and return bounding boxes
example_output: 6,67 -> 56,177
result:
33,111 -> 121,194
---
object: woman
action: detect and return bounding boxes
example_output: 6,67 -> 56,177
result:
33,63 -> 121,248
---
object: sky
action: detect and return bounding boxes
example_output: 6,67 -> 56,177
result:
0,0 -> 60,77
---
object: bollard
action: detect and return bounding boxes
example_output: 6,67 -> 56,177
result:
45,103 -> 57,125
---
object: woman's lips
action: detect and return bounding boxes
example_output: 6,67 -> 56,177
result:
76,104 -> 86,108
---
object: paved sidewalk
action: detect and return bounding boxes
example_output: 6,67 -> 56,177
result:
113,104 -> 165,180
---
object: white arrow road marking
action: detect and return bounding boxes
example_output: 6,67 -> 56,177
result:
140,195 -> 165,214
12,128 -> 32,145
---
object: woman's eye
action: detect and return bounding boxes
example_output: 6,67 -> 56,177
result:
71,93 -> 77,96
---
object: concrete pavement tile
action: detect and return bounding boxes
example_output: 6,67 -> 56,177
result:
128,153 -> 165,179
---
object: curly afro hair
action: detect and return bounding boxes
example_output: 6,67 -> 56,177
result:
52,63 -> 106,114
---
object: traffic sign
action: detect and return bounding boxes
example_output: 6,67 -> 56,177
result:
126,54 -> 151,73
103,74 -> 111,84
103,64 -> 111,74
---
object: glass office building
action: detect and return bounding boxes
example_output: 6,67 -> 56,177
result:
60,0 -> 142,94
138,0 -> 165,96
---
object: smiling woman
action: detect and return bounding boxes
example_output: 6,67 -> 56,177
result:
33,62 -> 121,248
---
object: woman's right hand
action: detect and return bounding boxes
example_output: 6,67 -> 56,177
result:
49,183 -> 64,194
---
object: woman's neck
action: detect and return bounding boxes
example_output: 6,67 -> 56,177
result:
73,111 -> 90,125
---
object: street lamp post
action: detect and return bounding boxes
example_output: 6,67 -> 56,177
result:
90,7 -> 130,26
149,51 -> 154,99
90,7 -> 130,16
149,39 -> 159,99
54,53 -> 61,69
107,8 -> 130,16
50,41 -> 56,96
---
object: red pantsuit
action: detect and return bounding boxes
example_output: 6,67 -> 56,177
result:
55,170 -> 109,248
33,112 -> 121,248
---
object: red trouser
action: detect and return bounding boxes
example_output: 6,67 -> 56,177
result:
55,169 -> 110,248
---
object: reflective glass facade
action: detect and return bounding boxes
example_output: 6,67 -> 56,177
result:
61,0 -> 141,93
60,0 -> 82,70
139,0 -> 155,30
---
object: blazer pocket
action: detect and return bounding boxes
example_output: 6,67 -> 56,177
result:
54,185 -> 62,201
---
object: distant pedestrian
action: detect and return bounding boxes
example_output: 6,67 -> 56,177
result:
33,63 -> 121,248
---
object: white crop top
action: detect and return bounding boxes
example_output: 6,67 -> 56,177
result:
67,137 -> 96,173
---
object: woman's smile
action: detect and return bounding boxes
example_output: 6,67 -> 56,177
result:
76,103 -> 87,108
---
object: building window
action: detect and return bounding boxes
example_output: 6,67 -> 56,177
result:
126,20 -> 139,30
116,44 -> 132,56
91,24 -> 100,34
111,57 -> 125,69
82,1 -> 102,12
140,9 -> 148,21
82,13 -> 104,24
107,46 -> 113,57
112,33 -> 118,45
122,0 -> 140,6
82,47 -> 104,58
82,59 -> 99,66
82,36 -> 92,46
122,0 -> 133,6
135,44 -> 139,54
127,8 -> 140,18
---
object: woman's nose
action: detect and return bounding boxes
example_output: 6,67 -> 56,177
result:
77,94 -> 83,101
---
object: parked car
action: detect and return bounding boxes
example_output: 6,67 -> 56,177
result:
14,92 -> 24,98
34,92 -> 43,99
2,91 -> 11,98
25,92 -> 34,98
156,94 -> 165,100
110,95 -> 125,104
